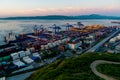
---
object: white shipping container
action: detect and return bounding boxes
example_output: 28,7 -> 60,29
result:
23,56 -> 34,64
11,53 -> 19,60
13,59 -> 26,67
18,51 -> 26,58
25,50 -> 31,56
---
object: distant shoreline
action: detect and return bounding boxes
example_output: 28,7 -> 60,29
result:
0,14 -> 120,20
0,19 -> 120,20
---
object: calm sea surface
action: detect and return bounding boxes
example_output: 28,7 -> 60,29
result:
0,19 -> 120,44
0,19 -> 120,80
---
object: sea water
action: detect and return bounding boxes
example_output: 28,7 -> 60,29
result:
0,19 -> 120,45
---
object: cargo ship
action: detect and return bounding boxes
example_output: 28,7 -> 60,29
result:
0,22 -> 119,77
111,21 -> 120,24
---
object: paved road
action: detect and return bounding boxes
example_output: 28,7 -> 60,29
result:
86,30 -> 120,53
90,60 -> 120,80
6,71 -> 34,80
6,53 -> 62,80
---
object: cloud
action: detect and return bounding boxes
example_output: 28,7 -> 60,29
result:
0,7 -> 120,17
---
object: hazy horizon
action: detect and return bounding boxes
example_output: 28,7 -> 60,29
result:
0,0 -> 120,17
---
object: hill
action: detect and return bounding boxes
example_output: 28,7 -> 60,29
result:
97,64 -> 120,80
26,53 -> 120,80
0,14 -> 120,20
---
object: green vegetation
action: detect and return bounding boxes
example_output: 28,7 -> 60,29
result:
40,49 -> 60,59
1,14 -> 120,20
97,64 -> 120,80
26,53 -> 120,80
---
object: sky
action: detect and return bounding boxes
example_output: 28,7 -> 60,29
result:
0,0 -> 120,17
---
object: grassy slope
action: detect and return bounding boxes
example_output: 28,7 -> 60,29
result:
97,64 -> 120,80
26,53 -> 120,80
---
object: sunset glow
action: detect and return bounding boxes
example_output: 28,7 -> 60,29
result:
0,0 -> 120,17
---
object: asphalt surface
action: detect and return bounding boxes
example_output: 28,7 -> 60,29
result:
6,29 -> 120,80
6,53 -> 62,80
86,30 -> 120,53
6,71 -> 34,80
90,60 -> 120,80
